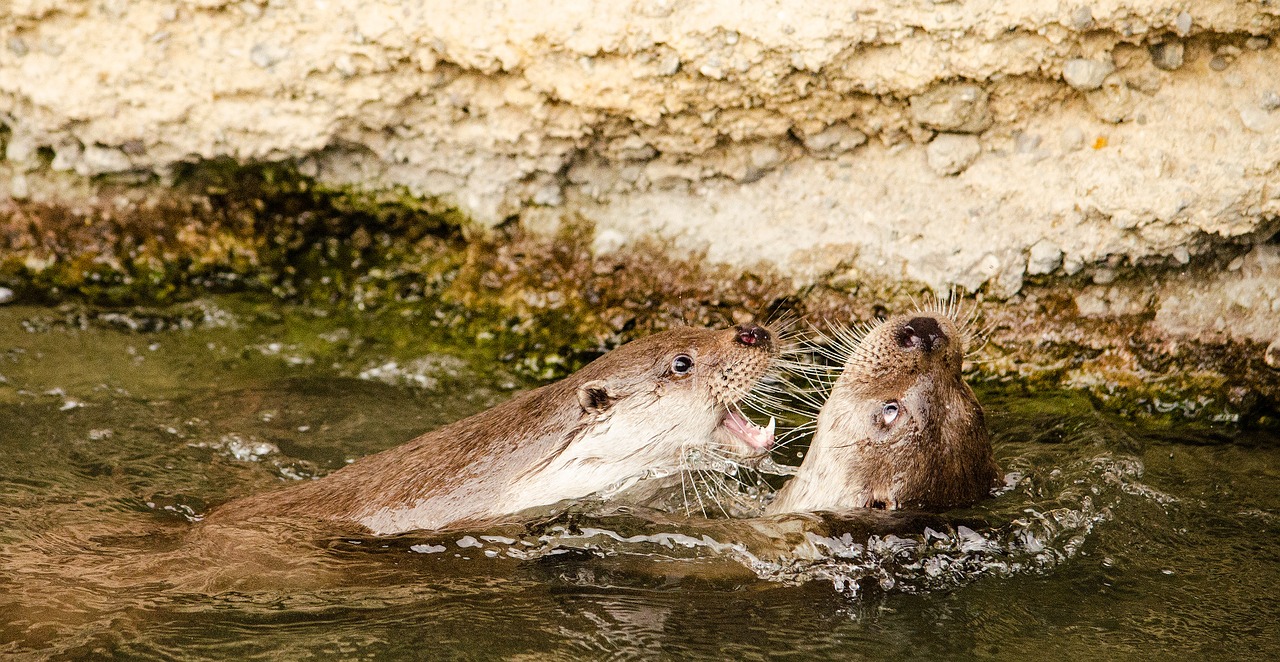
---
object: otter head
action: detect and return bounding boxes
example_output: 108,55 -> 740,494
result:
509,324 -> 781,509
568,323 -> 780,460
768,313 -> 999,514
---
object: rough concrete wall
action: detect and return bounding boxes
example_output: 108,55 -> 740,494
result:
2,1 -> 1278,342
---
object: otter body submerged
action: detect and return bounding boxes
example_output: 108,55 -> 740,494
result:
209,324 -> 779,534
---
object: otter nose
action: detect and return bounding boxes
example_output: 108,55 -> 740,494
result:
897,316 -> 948,352
734,324 -> 772,350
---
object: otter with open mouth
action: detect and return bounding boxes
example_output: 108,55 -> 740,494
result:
767,310 -> 999,514
207,324 -> 780,534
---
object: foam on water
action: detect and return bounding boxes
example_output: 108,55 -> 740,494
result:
1,298 -> 1276,660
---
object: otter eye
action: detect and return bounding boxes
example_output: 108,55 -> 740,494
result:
881,402 -> 900,425
670,354 -> 694,375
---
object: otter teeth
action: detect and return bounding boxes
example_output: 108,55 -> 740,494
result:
723,408 -> 776,451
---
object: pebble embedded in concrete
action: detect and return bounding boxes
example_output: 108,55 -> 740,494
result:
926,133 -> 981,176
250,43 -> 289,68
1266,340 -> 1280,370
1211,45 -> 1242,72
909,83 -> 991,134
801,124 -> 867,155
1027,240 -> 1064,275
78,146 -> 132,176
531,184 -> 563,206
1014,132 -> 1041,154
994,258 -> 1026,299
240,2 -> 264,19
50,140 -> 83,172
1246,36 -> 1271,51
1175,12 -> 1192,37
750,144 -> 783,169
1087,75 -> 1135,123
9,174 -> 29,199
958,252 -> 1002,294
334,54 -> 356,77
1150,41 -> 1185,70
1063,58 -> 1114,91
1061,127 -> 1086,151
1240,107 -> 1280,133
0,288 -> 13,305
1070,7 -> 1094,31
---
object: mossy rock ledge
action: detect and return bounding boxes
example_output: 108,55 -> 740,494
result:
1,1 -> 1278,425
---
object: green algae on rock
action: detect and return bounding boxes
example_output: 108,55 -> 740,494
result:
1,160 -> 1277,426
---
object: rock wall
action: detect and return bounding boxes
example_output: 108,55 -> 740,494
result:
2,1 -> 1279,345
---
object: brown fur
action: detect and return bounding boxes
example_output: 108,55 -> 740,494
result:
207,325 -> 778,534
768,313 -> 999,513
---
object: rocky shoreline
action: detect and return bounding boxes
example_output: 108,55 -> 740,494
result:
1,2 -> 1278,423
0,163 -> 1275,427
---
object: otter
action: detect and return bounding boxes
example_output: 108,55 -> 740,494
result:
207,324 -> 780,534
767,311 -> 999,514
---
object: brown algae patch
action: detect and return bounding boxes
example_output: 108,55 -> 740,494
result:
0,161 -> 1276,424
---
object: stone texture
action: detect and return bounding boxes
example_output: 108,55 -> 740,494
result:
909,83 -> 992,134
799,123 -> 868,157
0,0 -> 1278,333
1150,40 -> 1186,70
1085,75 -> 1136,123
926,134 -> 981,176
1062,58 -> 1115,91
1027,240 -> 1064,276
1153,245 -> 1280,345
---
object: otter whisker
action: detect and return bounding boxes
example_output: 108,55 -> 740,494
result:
696,469 -> 733,519
739,399 -> 804,424
678,461 -> 693,517
742,392 -> 822,423
763,308 -> 804,337
773,422 -> 817,450
745,394 -> 822,418
773,430 -> 817,452
693,454 -> 770,518
743,385 -> 821,409
769,355 -> 832,375
687,467 -> 709,518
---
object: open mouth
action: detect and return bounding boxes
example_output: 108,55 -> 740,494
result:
719,405 -> 776,452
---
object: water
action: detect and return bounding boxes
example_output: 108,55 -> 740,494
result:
1,297 -> 1277,660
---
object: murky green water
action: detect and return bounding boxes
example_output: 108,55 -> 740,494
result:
1,297 -> 1277,660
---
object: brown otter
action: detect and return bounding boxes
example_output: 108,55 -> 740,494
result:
767,311 -> 999,514
207,324 -> 780,534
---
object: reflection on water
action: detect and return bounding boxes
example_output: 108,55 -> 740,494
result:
0,298 -> 1277,660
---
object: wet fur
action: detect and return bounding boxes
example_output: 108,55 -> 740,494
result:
207,326 -> 776,534
769,310 -> 999,513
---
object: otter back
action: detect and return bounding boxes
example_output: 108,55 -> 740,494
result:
208,325 -> 780,534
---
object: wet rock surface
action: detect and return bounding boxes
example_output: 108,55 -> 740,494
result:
0,2 -> 1278,421
0,164 -> 1276,426
0,1 -> 1277,299
925,134 -> 981,176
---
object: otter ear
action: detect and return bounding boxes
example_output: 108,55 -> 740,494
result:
577,380 -> 616,417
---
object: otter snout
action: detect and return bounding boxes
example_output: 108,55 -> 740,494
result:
734,324 -> 773,351
896,316 -> 948,352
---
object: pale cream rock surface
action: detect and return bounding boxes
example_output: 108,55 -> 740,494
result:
2,0 -> 1279,343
